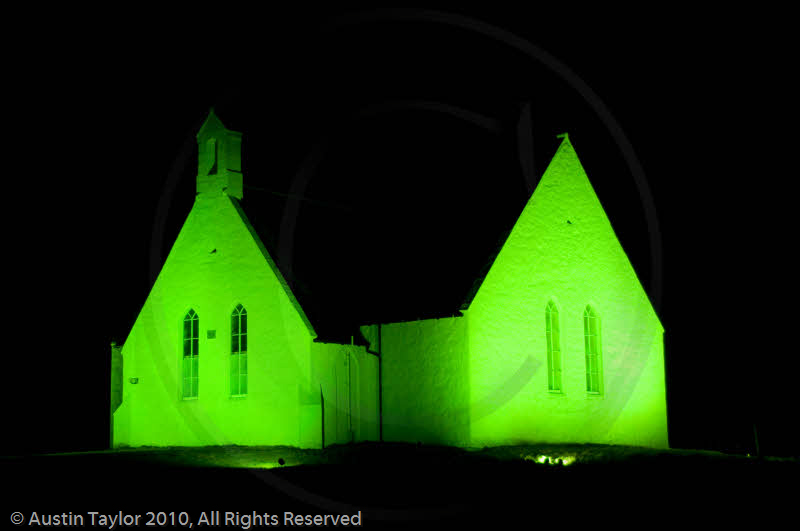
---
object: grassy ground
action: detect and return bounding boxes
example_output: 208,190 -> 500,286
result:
4,442 -> 797,528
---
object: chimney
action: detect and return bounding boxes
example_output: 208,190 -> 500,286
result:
196,108 -> 243,199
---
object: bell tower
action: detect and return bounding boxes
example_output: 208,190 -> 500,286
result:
196,108 -> 243,199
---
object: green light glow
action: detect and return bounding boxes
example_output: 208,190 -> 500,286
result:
111,114 -> 666,451
110,447 -> 319,469
524,454 -> 576,466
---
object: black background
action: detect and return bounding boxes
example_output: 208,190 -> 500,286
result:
4,7 -> 794,458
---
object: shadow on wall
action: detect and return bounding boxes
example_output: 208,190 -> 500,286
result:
380,316 -> 470,447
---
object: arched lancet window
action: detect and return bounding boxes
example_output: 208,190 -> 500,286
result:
545,300 -> 562,392
182,309 -> 199,399
230,304 -> 247,396
584,305 -> 603,394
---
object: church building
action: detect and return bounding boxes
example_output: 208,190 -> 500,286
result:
110,110 -> 668,450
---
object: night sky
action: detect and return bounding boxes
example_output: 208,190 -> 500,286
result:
4,8 -> 794,457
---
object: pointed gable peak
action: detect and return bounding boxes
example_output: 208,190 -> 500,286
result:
538,131 -> 584,181
540,132 -> 580,170
554,132 -> 574,154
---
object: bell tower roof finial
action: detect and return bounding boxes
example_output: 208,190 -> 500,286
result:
196,108 -> 243,199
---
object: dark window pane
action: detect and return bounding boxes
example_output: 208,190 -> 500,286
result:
230,356 -> 239,394
241,314 -> 247,335
193,338 -> 199,356
232,314 -> 239,336
241,333 -> 247,353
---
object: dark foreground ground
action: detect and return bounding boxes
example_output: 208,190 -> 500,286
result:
3,442 -> 798,529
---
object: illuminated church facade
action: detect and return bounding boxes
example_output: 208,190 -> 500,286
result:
110,111 -> 668,450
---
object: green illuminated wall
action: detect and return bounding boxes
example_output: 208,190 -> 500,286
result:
112,111 -> 379,449
465,135 -> 667,448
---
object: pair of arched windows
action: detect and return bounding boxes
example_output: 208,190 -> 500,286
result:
181,305 -> 248,399
545,302 -> 603,395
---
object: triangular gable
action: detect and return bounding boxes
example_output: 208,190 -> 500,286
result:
464,134 -> 662,330
120,196 -> 317,352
